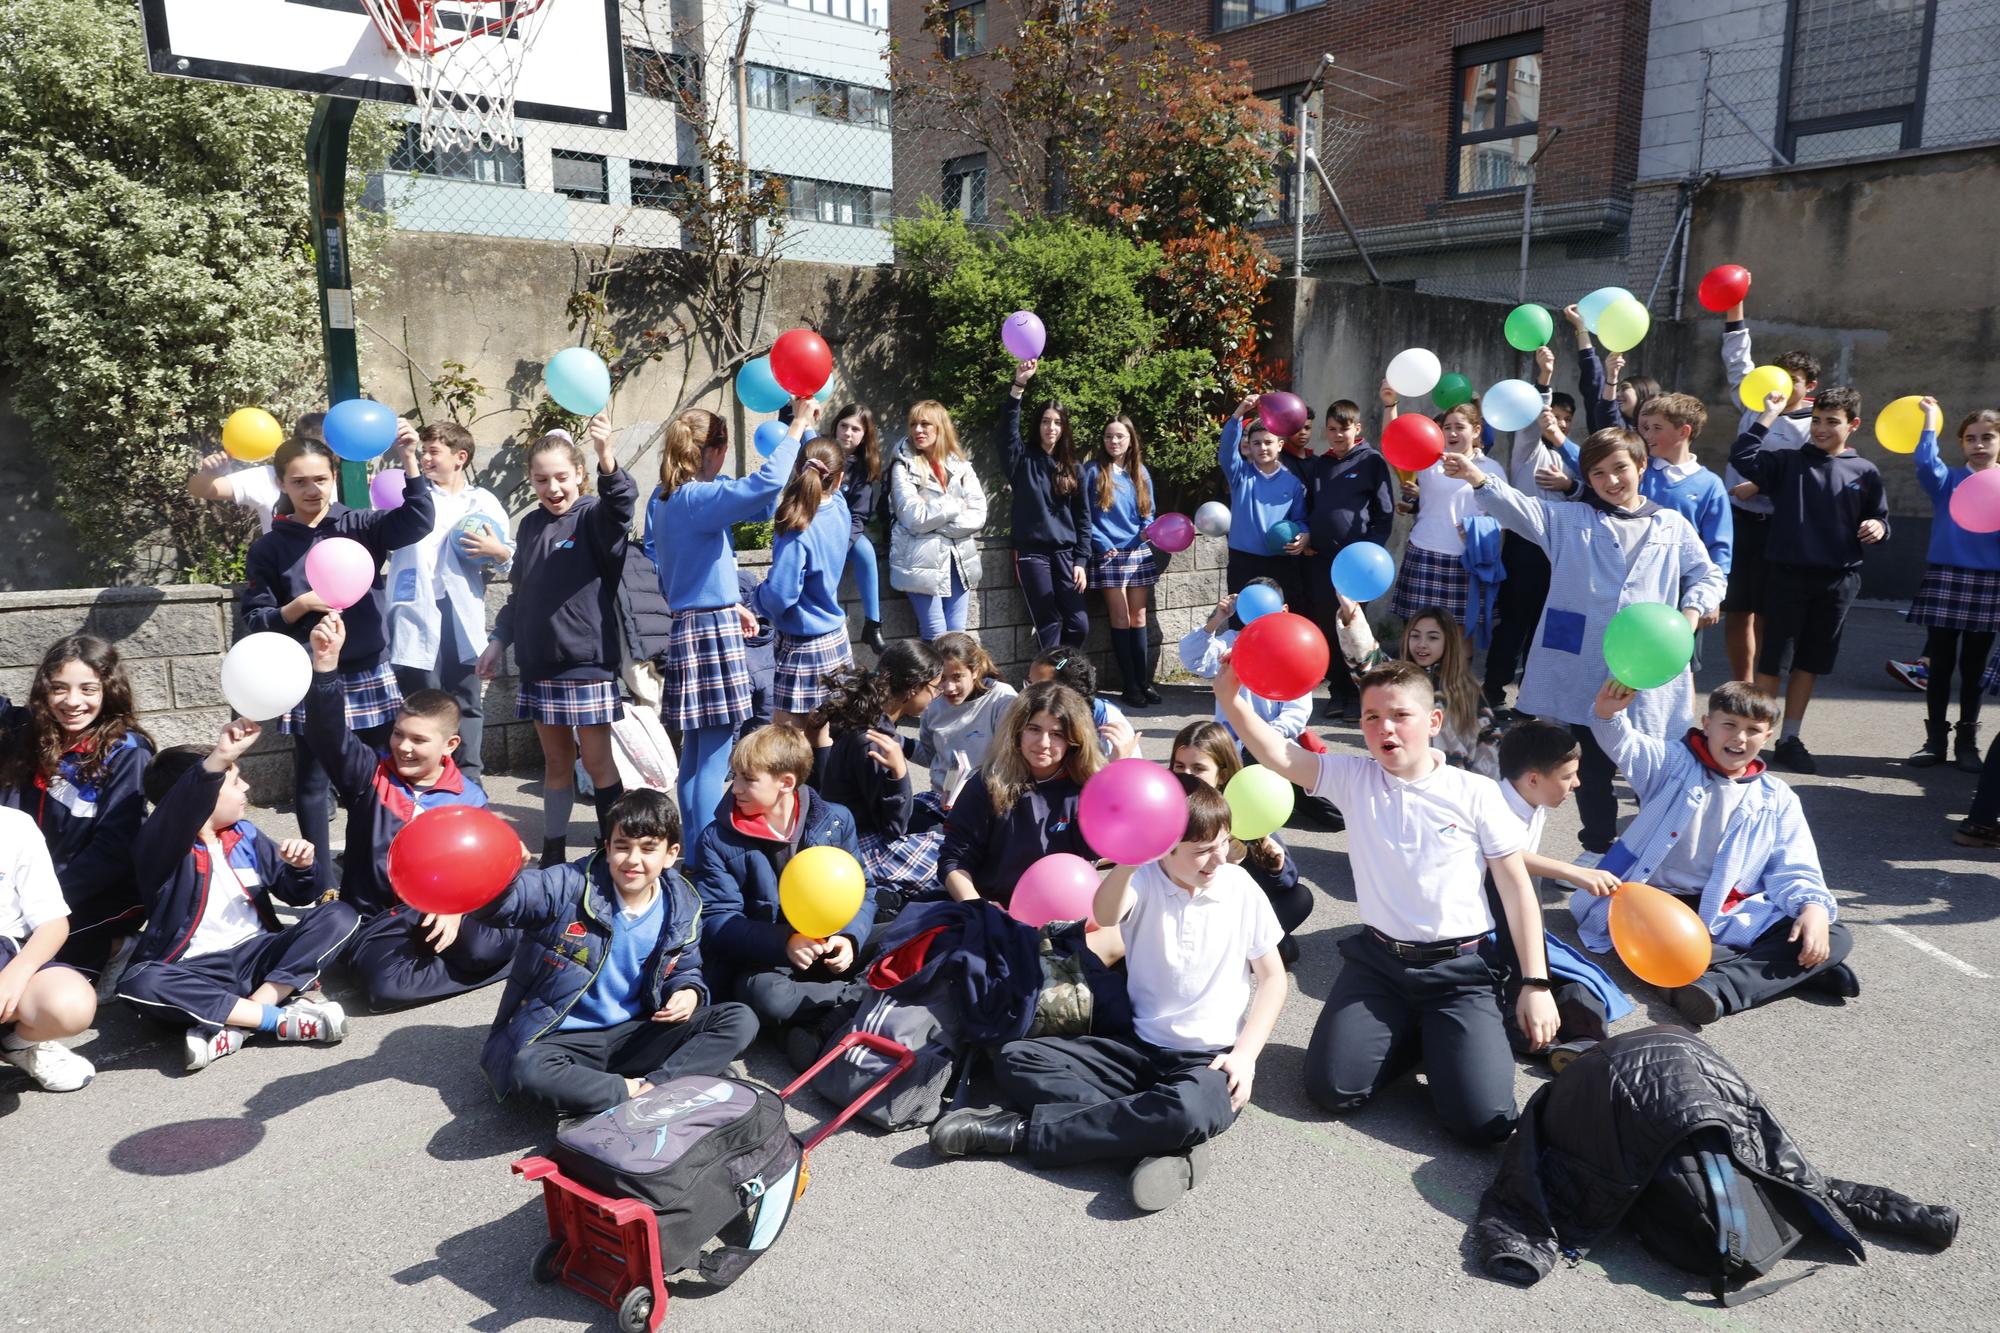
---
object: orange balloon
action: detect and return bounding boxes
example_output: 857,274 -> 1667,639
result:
1607,881 -> 1713,988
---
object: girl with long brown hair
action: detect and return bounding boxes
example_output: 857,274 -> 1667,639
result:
1085,413 -> 1160,707
754,435 -> 854,730
1003,359 -> 1092,649
829,403 -> 889,652
1333,601 -> 1499,778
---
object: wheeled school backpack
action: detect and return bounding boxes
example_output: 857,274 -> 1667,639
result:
1630,1127 -> 1814,1306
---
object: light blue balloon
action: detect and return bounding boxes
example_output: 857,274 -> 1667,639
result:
1482,378 -> 1545,433
736,356 -> 789,414
1235,583 -> 1284,625
753,419 -> 789,458
1330,541 -> 1396,602
815,378 -> 834,404
1577,286 -> 1635,335
545,346 -> 611,416
323,398 -> 397,462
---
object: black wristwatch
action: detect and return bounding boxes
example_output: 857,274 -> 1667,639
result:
1517,977 -> 1554,989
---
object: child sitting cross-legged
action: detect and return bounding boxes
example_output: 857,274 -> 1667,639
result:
117,720 -> 360,1072
1579,678 -> 1858,1026
473,788 -> 758,1118
809,640 -> 947,902
1168,721 -> 1310,968
927,777 -> 1287,1214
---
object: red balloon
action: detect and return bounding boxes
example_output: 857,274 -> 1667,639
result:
1380,414 -> 1445,472
387,806 -> 522,914
1231,611 -> 1328,702
769,328 -> 832,397
1696,264 -> 1751,314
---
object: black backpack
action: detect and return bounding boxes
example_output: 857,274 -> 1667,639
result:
1631,1127 -> 1815,1306
550,1076 -> 802,1288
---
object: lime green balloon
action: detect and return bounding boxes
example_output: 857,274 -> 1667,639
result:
1433,373 -> 1475,411
1504,304 -> 1554,352
1224,764 -> 1294,841
1603,602 -> 1694,690
1595,296 -> 1652,354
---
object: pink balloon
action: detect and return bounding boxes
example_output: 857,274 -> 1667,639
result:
369,471 -> 406,511
1144,512 -> 1196,553
1009,852 -> 1099,928
304,536 -> 378,610
1079,758 -> 1190,866
1258,391 -> 1308,437
1949,468 -> 2000,534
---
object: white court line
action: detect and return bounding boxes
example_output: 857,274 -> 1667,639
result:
1875,922 -> 1993,979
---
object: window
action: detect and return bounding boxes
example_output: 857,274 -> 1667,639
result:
848,85 -> 887,129
1450,34 -> 1542,195
386,122 -> 524,186
1261,86 -> 1324,224
1215,0 -> 1322,33
1782,0 -> 1932,162
550,149 -> 609,203
631,159 -> 702,211
744,65 -> 889,129
624,46 -> 700,103
777,177 -> 892,227
943,1 -> 985,58
748,66 -> 787,112
941,153 -> 987,223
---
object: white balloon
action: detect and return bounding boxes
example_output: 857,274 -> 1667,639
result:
1482,379 -> 1546,433
1194,500 -> 1232,537
220,632 -> 313,722
1385,347 -> 1443,399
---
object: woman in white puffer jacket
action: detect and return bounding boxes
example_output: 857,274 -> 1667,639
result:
889,399 -> 988,637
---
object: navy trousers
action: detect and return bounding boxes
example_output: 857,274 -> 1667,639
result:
342,905 -> 518,1010
1014,548 -> 1089,649
510,1004 -> 760,1115
118,903 -> 360,1029
995,1034 -> 1237,1167
394,599 -> 486,780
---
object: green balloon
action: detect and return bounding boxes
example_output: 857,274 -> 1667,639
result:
1433,373 -> 1475,411
1504,304 -> 1554,352
1603,602 -> 1695,690
1224,764 -> 1294,841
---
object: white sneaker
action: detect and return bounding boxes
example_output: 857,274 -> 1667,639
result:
184,1027 -> 245,1072
94,934 -> 139,1004
274,998 -> 348,1044
2,1039 -> 96,1092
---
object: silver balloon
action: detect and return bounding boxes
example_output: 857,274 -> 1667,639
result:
1194,501 -> 1232,537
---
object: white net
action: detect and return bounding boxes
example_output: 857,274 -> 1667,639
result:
358,0 -> 555,153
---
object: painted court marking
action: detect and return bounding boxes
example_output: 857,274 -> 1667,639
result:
1873,922 -> 1992,979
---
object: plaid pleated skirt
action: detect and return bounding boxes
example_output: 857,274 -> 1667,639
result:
665,607 -> 753,733
1906,564 -> 2000,632
858,826 -> 945,896
278,661 -> 401,735
772,626 -> 853,714
516,677 -> 623,726
1391,544 -> 1470,623
1088,545 -> 1159,590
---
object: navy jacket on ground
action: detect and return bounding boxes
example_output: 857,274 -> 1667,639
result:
129,765 -> 323,967
0,701 -> 152,921
475,854 -> 709,1098
1305,443 -> 1398,554
303,671 -> 489,917
493,467 -> 638,683
997,395 -> 1091,560
688,786 -> 873,996
936,770 -> 1095,908
812,716 -> 916,842
241,474 -> 436,670
1728,425 -> 1889,572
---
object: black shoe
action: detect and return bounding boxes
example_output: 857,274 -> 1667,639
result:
1129,1141 -> 1211,1213
1908,731 -> 1947,767
928,1107 -> 1024,1157
1955,724 -> 1982,774
1142,685 -> 1162,705
1771,735 -> 1818,774
1578,834 -> 1614,856
1546,1039 -> 1598,1075
861,620 -> 886,653
539,837 -> 568,869
1671,983 -> 1722,1026
1803,961 -> 1861,1000
783,1023 -> 826,1073
1276,935 -> 1300,971
1120,689 -> 1150,711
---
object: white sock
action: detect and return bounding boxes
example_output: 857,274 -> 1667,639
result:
1781,719 -> 1801,741
1,1031 -> 32,1051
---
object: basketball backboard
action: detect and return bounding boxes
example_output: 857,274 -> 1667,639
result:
139,0 -> 626,133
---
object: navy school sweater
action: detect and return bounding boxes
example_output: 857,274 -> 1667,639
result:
493,466 -> 638,683
1306,443 -> 1398,553
240,473 -> 436,670
935,770 -> 1096,908
1727,424 -> 1889,572
812,715 -> 917,843
0,702 -> 152,921
998,394 -> 1092,560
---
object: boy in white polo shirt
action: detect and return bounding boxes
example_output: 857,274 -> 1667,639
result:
927,777 -> 1286,1213
1218,658 -> 1558,1143
0,808 -> 98,1092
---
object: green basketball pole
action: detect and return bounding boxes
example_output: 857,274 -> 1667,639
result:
306,95 -> 368,509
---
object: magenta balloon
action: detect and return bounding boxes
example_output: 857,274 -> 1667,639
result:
304,536 -> 378,610
1079,758 -> 1190,866
1144,512 -> 1196,553
1001,310 -> 1046,361
1258,391 -> 1308,437
368,471 -> 406,511
1009,852 -> 1100,928
1949,468 -> 2000,534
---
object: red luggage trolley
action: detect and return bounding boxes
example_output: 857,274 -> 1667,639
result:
512,1031 -> 914,1332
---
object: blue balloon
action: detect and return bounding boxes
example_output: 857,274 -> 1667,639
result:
322,398 -> 397,462
1235,582 -> 1284,625
815,378 -> 834,404
1264,519 -> 1305,555
1577,285 -> 1635,334
1481,378 -> 1545,433
545,346 -> 611,416
754,419 -> 789,458
1331,541 -> 1396,602
736,356 -> 789,414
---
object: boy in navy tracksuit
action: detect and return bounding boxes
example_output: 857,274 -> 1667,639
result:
1218,400 -> 1308,606
688,724 -> 875,1043
1302,399 -> 1396,720
1729,385 -> 1889,773
475,788 -> 757,1116
117,720 -> 360,1072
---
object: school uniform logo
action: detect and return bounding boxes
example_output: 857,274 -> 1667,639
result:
565,922 -> 587,937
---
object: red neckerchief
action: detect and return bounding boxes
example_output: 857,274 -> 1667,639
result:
1682,729 -> 1766,782
729,791 -> 800,844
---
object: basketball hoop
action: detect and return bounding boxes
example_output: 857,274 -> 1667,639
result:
358,0 -> 555,152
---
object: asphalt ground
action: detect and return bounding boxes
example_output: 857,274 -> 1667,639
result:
3,605 -> 1995,1332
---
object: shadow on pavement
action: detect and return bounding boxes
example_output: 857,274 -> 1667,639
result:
392,1196 -> 590,1332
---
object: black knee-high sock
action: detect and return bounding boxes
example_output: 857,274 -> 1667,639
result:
1963,632 -> 1996,729
591,779 -> 626,839
1116,627 -> 1142,692
1132,625 -> 1154,687
1925,627 -> 1959,731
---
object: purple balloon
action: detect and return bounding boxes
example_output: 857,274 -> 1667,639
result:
1258,391 -> 1308,437
369,471 -> 406,511
1144,512 -> 1196,553
1001,310 -> 1046,361
1079,759 -> 1190,866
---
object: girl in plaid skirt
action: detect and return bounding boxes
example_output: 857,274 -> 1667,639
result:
755,436 -> 855,729
1084,415 -> 1161,709
809,639 -> 946,902
243,431 -> 433,890
1391,400 -> 1483,625
1906,403 -> 2000,771
648,397 -> 820,845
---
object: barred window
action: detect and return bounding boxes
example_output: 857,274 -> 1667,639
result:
1450,34 -> 1542,195
630,159 -> 701,211
387,122 -> 524,186
942,153 -> 987,223
1783,0 -> 1932,161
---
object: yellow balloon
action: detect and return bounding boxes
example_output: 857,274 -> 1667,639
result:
222,407 -> 283,463
1596,297 -> 1651,354
778,845 -> 866,940
1737,365 -> 1793,413
1875,394 -> 1932,455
